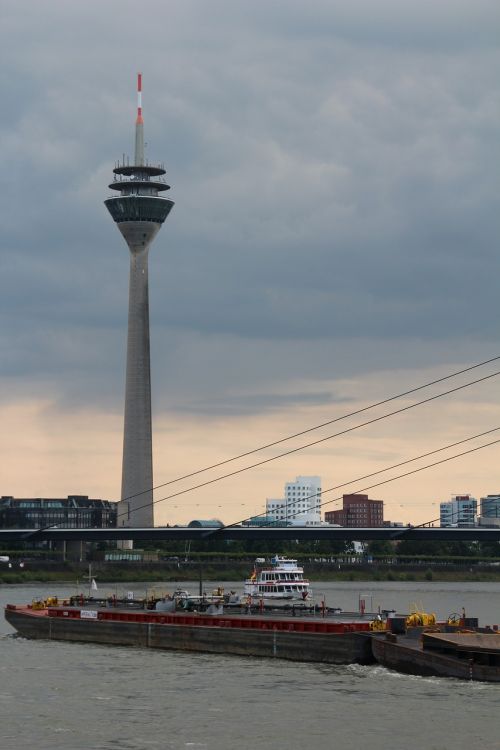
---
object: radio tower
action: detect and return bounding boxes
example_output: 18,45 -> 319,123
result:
105,74 -> 174,532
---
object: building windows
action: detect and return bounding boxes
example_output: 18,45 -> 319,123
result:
440,494 -> 477,528
266,476 -> 322,526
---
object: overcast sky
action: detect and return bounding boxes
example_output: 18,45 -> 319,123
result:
1,0 -> 499,524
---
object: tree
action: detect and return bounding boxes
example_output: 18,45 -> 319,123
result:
366,540 -> 394,556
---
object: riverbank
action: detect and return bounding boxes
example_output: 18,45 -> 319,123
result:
2,562 -> 500,584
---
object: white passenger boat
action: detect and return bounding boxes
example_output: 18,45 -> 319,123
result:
243,556 -> 311,600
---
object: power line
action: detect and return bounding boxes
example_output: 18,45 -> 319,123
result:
215,440 -> 500,536
226,427 -> 500,527
120,354 -> 500,504
299,436 -> 499,528
118,368 -> 500,521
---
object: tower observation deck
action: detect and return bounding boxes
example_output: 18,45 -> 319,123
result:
105,74 -> 174,532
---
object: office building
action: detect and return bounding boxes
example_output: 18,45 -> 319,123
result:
440,494 -> 477,527
266,476 -> 322,526
480,494 -> 500,520
324,493 -> 384,527
0,495 -> 117,529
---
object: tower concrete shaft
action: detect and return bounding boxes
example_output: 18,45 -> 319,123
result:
105,74 -> 174,528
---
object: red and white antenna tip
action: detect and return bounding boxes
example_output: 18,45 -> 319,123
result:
136,72 -> 143,124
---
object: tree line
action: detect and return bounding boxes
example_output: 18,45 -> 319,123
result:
136,538 -> 500,559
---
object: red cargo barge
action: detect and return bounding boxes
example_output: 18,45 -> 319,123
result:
5,602 -> 375,664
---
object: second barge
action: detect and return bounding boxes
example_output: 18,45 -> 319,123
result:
371,630 -> 500,682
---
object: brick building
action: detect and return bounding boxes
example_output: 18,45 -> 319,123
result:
325,493 -> 384,527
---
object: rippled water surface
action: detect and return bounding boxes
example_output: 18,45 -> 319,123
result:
1,581 -> 500,750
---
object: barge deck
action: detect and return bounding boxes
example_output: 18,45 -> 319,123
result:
5,603 -> 375,664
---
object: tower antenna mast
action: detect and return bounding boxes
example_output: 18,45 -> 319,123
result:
105,75 -> 174,542
135,72 -> 144,165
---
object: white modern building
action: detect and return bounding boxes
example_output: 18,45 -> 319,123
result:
440,494 -> 477,528
266,476 -> 323,526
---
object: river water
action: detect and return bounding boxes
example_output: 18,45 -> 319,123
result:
1,581 -> 499,750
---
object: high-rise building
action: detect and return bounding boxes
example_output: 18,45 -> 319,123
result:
325,493 -> 384,527
105,75 -> 174,530
440,494 -> 477,528
266,476 -> 322,526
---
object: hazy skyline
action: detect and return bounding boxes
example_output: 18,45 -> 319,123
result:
1,0 -> 499,525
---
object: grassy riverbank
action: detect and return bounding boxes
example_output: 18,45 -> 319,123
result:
2,563 -> 500,585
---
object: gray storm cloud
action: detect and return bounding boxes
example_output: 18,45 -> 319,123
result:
0,0 -> 499,416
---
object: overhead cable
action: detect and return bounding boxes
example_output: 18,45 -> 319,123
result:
118,368 -> 500,521
225,426 -> 500,527
120,354 -> 500,503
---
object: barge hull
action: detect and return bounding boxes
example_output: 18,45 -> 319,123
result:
5,608 -> 374,665
371,636 -> 500,682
